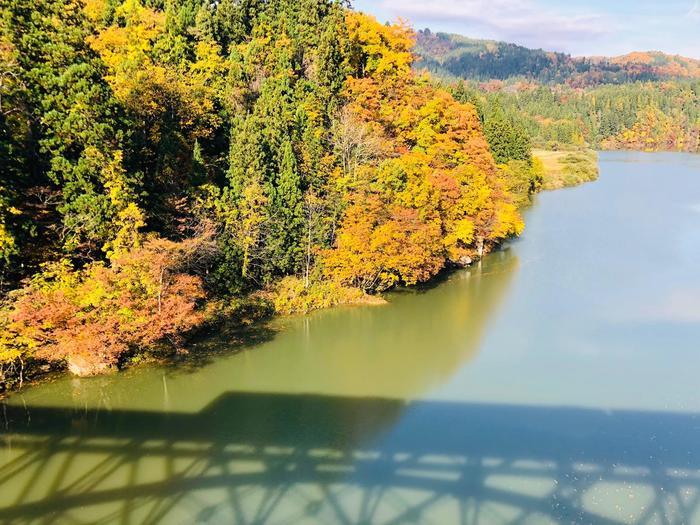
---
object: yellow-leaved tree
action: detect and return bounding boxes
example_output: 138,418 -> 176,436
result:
323,13 -> 524,291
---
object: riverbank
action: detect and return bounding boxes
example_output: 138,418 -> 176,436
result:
0,148 -> 603,394
533,148 -> 600,190
0,250 -> 497,393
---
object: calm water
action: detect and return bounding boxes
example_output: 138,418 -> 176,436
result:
2,152 -> 700,524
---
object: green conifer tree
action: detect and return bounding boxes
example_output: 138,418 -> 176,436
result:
269,139 -> 305,274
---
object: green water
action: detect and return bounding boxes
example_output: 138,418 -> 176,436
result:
2,152 -> 700,524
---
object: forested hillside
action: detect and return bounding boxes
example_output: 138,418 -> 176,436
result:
0,0 -> 540,386
414,29 -> 700,154
451,81 -> 700,153
416,30 -> 700,87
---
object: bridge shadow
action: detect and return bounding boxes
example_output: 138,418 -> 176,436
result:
2,393 -> 700,524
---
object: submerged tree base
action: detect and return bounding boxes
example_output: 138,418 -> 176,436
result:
67,356 -> 115,378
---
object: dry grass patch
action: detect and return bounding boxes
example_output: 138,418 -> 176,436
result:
533,149 -> 599,190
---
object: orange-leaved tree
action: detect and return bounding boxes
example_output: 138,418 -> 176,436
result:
323,13 -> 523,291
0,233 -> 213,377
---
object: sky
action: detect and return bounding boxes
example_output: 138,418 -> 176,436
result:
353,0 -> 700,58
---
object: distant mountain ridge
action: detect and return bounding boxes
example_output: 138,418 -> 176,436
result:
415,30 -> 700,87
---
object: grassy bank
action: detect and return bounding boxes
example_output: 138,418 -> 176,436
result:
533,149 -> 600,190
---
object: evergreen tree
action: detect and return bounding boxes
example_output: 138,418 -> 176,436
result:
269,139 -> 305,274
316,5 -> 349,108
3,0 -> 134,257
483,110 -> 531,164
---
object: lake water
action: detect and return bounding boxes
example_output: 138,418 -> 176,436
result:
2,152 -> 700,524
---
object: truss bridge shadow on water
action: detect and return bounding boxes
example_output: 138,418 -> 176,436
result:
2,393 -> 700,524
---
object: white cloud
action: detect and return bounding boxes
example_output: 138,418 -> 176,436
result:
376,0 -> 610,51
689,0 -> 700,20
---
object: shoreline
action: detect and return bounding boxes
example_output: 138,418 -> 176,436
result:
0,149 -> 603,397
533,148 -> 600,190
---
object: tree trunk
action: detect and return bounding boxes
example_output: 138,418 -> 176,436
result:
305,225 -> 312,289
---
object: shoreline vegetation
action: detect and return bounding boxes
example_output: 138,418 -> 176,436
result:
0,1 -> 527,389
0,0 -> 675,393
534,148 -> 599,190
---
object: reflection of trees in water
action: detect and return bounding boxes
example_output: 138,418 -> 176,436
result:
8,248 -> 520,416
190,249 -> 522,400
2,392 -> 700,524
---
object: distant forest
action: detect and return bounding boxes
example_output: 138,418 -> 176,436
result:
416,30 -> 700,87
414,30 -> 700,154
450,81 -> 700,153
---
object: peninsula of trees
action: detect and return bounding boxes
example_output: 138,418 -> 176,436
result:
0,0 -> 541,386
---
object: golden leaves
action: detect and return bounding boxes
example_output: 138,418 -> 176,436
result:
323,13 -> 525,292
